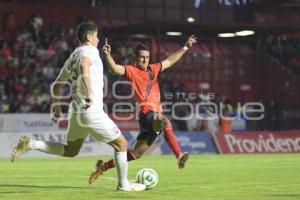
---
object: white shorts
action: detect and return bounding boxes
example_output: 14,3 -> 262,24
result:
66,111 -> 121,143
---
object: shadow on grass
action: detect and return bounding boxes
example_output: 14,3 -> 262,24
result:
0,184 -> 146,198
0,191 -> 31,194
0,184 -> 92,190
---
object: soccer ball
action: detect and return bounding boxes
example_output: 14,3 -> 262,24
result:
136,168 -> 159,190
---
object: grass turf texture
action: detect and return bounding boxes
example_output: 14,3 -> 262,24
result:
0,154 -> 299,200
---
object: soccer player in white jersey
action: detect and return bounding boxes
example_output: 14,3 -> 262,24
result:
10,21 -> 146,192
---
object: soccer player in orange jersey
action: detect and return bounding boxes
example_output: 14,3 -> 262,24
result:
89,35 -> 197,184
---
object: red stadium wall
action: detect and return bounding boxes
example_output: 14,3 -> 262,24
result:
257,55 -> 300,110
0,2 -> 97,30
255,12 -> 300,27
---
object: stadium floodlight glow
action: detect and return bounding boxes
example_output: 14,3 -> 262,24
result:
187,17 -> 195,23
131,34 -> 148,39
218,33 -> 236,38
235,30 -> 255,36
166,31 -> 182,36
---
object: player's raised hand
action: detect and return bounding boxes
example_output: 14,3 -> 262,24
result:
102,37 -> 111,55
185,35 -> 197,48
105,37 -> 108,46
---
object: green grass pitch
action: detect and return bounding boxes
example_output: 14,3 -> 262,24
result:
0,154 -> 299,200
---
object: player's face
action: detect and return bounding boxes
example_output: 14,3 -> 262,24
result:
89,31 -> 99,47
136,50 -> 150,70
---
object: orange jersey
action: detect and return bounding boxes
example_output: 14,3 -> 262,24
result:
124,63 -> 162,113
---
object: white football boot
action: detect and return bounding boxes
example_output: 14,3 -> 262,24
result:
117,183 -> 146,192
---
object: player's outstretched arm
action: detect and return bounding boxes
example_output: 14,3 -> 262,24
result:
103,38 -> 125,76
161,35 -> 197,72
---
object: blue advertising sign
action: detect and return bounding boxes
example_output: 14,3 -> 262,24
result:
123,131 -> 218,155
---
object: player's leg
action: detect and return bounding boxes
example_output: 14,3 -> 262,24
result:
138,111 -> 187,163
88,112 -> 124,184
160,114 -> 181,157
131,139 -> 152,158
89,112 -> 158,181
91,148 -> 136,176
96,110 -> 159,170
88,112 -> 145,191
96,137 -> 146,192
62,139 -> 85,157
129,112 -> 159,159
88,133 -> 129,185
91,111 -> 156,171
11,113 -> 86,161
28,137 -> 84,158
107,134 -> 131,190
160,114 -> 189,168
92,137 -> 153,176
109,135 -> 146,191
109,137 -> 152,191
152,112 -> 164,133
11,137 -> 85,161
124,117 -> 160,160
62,112 -> 88,157
89,112 -> 159,183
11,135 -> 66,162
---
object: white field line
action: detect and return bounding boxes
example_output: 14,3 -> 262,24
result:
0,175 -> 136,182
0,175 -> 117,181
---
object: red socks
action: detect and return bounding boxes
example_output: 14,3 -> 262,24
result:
127,149 -> 136,161
164,126 -> 181,158
102,149 -> 137,172
102,159 -> 115,171
101,127 -> 182,173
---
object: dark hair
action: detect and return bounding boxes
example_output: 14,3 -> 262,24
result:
75,21 -> 98,43
134,44 -> 149,56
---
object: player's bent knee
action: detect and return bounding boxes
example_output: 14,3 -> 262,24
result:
153,119 -> 164,132
63,146 -> 80,157
64,139 -> 84,157
63,150 -> 79,157
116,142 -> 127,152
110,135 -> 128,152
117,136 -> 128,150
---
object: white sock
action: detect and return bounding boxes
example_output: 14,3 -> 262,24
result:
114,151 -> 130,188
30,140 -> 65,156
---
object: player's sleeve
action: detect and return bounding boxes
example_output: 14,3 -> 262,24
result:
124,65 -> 134,81
81,48 -> 94,62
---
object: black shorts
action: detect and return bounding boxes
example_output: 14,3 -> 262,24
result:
137,111 -> 161,145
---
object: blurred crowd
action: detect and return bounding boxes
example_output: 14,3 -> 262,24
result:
261,34 -> 300,76
0,12 -> 77,113
1,12 -> 295,132
0,12 -> 233,132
